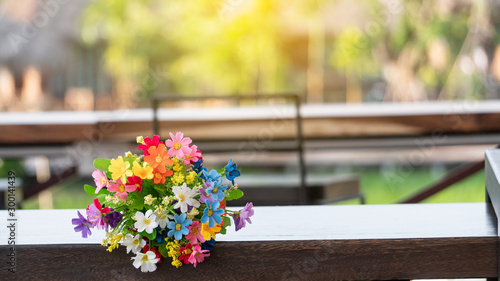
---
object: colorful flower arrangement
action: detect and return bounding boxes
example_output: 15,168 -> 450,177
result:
71,132 -> 254,272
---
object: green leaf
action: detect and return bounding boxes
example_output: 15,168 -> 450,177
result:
157,242 -> 170,258
84,184 -> 97,197
93,158 -> 111,171
223,216 -> 231,227
225,189 -> 244,201
141,230 -> 157,241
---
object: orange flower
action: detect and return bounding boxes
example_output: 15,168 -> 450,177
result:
152,165 -> 173,184
144,143 -> 174,170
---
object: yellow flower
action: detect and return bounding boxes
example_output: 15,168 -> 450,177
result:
109,156 -> 132,182
173,163 -> 183,172
136,136 -> 145,144
186,208 -> 199,219
172,172 -> 184,185
201,222 -> 221,241
185,171 -> 197,185
132,161 -> 154,180
144,195 -> 156,205
172,259 -> 183,268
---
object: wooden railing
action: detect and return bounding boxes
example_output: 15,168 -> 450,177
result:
1,149 -> 500,279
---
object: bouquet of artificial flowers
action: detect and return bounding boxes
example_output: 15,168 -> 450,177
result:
71,132 -> 254,272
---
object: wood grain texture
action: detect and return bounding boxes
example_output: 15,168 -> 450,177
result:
1,238 -> 496,280
0,203 -> 497,279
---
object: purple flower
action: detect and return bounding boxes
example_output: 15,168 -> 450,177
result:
72,211 -> 92,238
199,182 -> 215,204
103,210 -> 121,231
86,203 -> 103,230
234,202 -> 254,231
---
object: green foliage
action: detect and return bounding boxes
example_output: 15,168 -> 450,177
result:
84,184 -> 111,201
225,189 -> 244,201
93,158 -> 111,178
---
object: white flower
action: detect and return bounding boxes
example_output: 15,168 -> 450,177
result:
156,211 -> 174,229
173,183 -> 200,213
131,250 -> 160,272
122,234 -> 146,254
134,210 -> 158,234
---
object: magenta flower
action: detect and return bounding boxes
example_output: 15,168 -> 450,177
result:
185,221 -> 205,245
183,145 -> 202,164
108,178 -> 136,200
92,169 -> 109,194
234,202 -> 254,231
72,211 -> 92,238
165,132 -> 192,159
188,243 -> 210,268
138,135 -> 162,156
86,198 -> 110,230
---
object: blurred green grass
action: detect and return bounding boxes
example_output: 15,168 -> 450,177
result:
21,167 -> 485,209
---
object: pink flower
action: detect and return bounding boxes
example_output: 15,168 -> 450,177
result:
92,169 -> 109,194
188,243 -> 210,267
183,145 -> 202,165
108,178 -> 136,200
86,198 -> 110,230
138,135 -> 162,156
185,221 -> 205,245
125,176 -> 143,193
165,132 -> 192,159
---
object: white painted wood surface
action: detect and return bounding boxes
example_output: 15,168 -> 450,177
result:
0,203 -> 495,246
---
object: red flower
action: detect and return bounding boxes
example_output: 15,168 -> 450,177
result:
126,176 -> 143,193
179,243 -> 194,264
138,135 -> 162,156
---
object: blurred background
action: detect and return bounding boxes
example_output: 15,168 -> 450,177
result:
1,0 -> 499,209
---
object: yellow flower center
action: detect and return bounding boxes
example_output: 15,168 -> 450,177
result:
174,142 -> 181,150
118,184 -> 125,193
120,166 -> 126,173
234,212 -> 239,219
141,254 -> 149,262
175,223 -> 182,231
144,219 -> 151,225
155,173 -> 162,179
178,193 -> 185,202
155,156 -> 162,163
192,227 -> 198,235
133,239 -> 139,245
184,248 -> 192,255
101,178 -> 107,185
135,183 -> 141,188
207,208 -> 213,217
213,186 -> 218,193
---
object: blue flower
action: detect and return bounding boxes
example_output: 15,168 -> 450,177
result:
167,213 -> 192,240
155,226 -> 169,243
201,238 -> 216,251
201,200 -> 224,228
224,158 -> 241,184
202,169 -> 222,186
193,158 -> 206,174
206,184 -> 227,202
